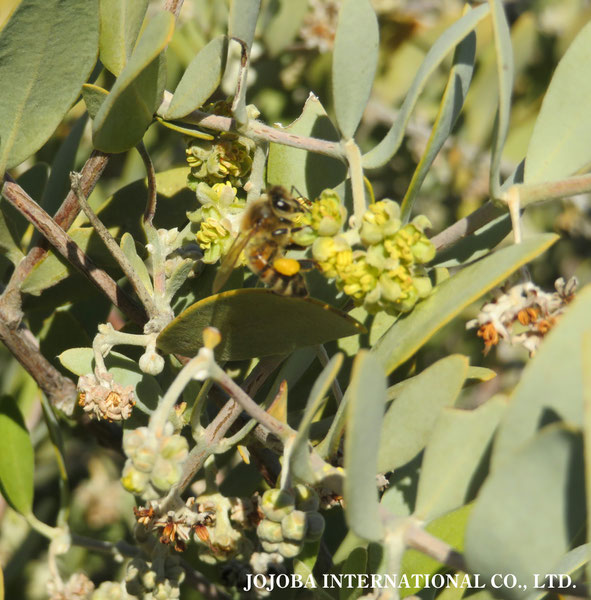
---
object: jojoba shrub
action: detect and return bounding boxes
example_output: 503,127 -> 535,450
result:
0,1 -> 590,599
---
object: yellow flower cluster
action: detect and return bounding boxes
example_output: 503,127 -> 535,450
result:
311,196 -> 435,315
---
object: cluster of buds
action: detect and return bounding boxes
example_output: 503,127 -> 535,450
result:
466,277 -> 578,357
133,497 -> 215,553
90,581 -> 128,599
187,182 -> 246,264
309,194 -> 435,314
186,128 -> 254,189
47,573 -> 95,600
77,372 -> 135,422
121,424 -> 188,500
192,491 -> 257,564
257,484 -> 325,559
125,556 -> 185,599
221,553 -> 288,598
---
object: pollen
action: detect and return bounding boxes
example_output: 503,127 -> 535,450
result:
273,257 -> 301,276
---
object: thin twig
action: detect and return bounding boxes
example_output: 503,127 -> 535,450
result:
158,91 -> 345,161
0,152 -> 109,325
0,318 -> 77,414
136,142 -> 157,226
404,523 -> 468,572
430,201 -> 504,252
1,180 -> 146,325
70,172 -> 160,320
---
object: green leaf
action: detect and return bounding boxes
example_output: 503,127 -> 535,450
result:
58,348 -> 162,415
526,544 -> 590,600
340,547 -> 368,600
156,289 -> 365,360
228,0 -> 261,123
488,0 -> 514,196
82,83 -> 109,119
164,35 -> 227,120
120,232 -> 153,294
289,354 -> 343,479
344,351 -> 386,542
41,115 -> 87,217
525,21 -> 591,184
293,540 -> 322,591
0,0 -> 99,173
267,94 -> 346,200
155,116 -> 215,140
414,396 -> 507,521
362,4 -> 490,169
465,425 -> 585,599
400,23 -> 475,221
20,226 -> 120,295
400,504 -> 473,597
372,234 -> 558,375
466,365 -> 497,382
99,0 -> 149,76
228,0 -> 260,51
432,212 -> 511,268
492,284 -> 591,469
332,0 -> 379,139
92,11 -> 174,153
0,395 -> 34,515
0,194 -> 24,264
262,0 -> 308,58
377,355 -> 469,473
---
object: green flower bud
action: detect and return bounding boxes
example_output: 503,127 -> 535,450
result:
305,512 -> 325,541
139,350 -> 165,376
260,489 -> 295,522
150,457 -> 183,491
261,540 -> 281,553
411,214 -> 432,232
413,275 -> 433,298
159,434 -> 189,462
281,510 -> 307,542
121,463 -> 149,494
257,518 -> 284,543
92,581 -> 128,600
359,199 -> 401,246
293,484 -> 319,512
277,540 -> 303,559
411,236 -> 436,264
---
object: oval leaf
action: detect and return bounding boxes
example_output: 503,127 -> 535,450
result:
372,233 -> 558,375
92,11 -> 174,153
267,94 -> 346,200
165,35 -> 228,120
99,0 -> 149,76
157,289 -> 365,360
488,0 -> 514,196
344,351 -> 386,542
262,0 -> 308,58
525,21 -> 591,184
400,24 -> 475,221
414,395 -> 507,521
465,425 -> 585,599
492,284 -> 591,469
362,4 -> 489,169
377,355 -> 469,473
0,0 -> 99,173
332,0 -> 379,139
0,395 -> 34,515
82,83 -> 109,119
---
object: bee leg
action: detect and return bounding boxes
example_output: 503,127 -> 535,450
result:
297,259 -> 316,272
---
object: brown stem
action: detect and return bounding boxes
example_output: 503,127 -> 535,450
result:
158,92 -> 345,161
136,143 -> 158,226
0,152 -> 109,324
430,201 -> 504,252
0,319 -> 77,414
1,180 -> 146,325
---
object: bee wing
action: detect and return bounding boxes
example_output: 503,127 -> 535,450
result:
212,229 -> 254,294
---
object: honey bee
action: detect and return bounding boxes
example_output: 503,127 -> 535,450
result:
212,186 -> 309,297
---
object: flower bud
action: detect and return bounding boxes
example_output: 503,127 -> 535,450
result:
293,484 -> 319,512
260,489 -> 295,522
281,510 -> 307,542
305,512 -> 325,541
257,519 -> 284,543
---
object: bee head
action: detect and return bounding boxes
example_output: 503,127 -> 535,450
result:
268,186 -> 301,218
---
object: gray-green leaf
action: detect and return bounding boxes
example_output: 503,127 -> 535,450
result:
0,0 -> 99,173
332,0 -> 379,139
